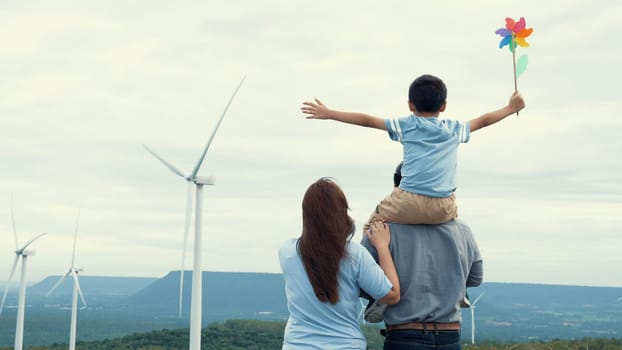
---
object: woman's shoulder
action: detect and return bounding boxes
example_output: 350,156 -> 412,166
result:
279,238 -> 298,253
345,240 -> 369,258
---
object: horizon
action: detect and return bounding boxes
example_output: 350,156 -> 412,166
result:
1,1 -> 621,288
3,270 -> 622,290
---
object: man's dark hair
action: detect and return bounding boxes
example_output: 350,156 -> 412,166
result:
408,74 -> 447,113
393,161 -> 403,187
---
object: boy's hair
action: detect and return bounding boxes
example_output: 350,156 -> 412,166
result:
393,161 -> 403,187
408,74 -> 447,113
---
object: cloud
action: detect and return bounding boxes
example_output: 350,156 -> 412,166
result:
0,0 -> 620,288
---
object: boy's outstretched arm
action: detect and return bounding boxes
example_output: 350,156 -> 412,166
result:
301,98 -> 387,130
469,92 -> 525,132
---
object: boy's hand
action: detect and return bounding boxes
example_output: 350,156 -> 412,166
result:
509,91 -> 525,113
301,98 -> 331,119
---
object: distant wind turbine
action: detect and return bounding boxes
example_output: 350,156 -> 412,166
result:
0,196 -> 47,350
468,291 -> 486,345
46,210 -> 87,350
616,297 -> 622,302
143,77 -> 245,350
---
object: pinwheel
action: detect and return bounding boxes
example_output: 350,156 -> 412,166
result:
495,17 -> 533,92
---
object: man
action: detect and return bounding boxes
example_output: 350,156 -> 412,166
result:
361,162 -> 483,349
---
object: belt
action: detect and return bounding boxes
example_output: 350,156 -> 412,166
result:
386,321 -> 461,332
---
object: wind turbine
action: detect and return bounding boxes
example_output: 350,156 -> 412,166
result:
468,291 -> 486,345
46,210 -> 87,350
0,196 -> 47,350
616,297 -> 622,302
143,77 -> 244,350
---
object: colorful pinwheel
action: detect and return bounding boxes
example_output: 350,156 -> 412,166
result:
495,17 -> 533,94
495,17 -> 533,53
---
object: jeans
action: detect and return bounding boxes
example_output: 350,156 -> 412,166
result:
383,329 -> 461,350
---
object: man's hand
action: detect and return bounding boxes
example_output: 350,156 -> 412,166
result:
301,98 -> 331,119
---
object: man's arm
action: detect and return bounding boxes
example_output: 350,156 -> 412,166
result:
469,92 -> 525,132
301,98 -> 387,130
466,260 -> 483,287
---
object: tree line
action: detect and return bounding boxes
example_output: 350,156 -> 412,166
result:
1,319 -> 621,350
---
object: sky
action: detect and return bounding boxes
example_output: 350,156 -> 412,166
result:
0,0 -> 621,288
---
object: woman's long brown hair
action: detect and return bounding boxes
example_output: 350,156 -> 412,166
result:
298,178 -> 354,304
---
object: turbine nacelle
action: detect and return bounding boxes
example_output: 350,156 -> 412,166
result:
17,249 -> 36,256
193,176 -> 215,185
14,232 -> 48,255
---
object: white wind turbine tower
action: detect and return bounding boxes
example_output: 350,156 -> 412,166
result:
143,77 -> 244,350
468,291 -> 486,345
0,196 -> 47,350
46,211 -> 87,350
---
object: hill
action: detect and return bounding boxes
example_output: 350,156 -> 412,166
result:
126,271 -> 288,320
28,275 -> 158,297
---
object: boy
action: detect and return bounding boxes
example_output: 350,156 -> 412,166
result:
302,74 -> 524,229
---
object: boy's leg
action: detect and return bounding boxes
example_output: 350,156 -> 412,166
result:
376,188 -> 458,225
364,299 -> 388,323
363,191 -> 395,233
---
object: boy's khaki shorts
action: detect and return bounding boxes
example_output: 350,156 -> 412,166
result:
364,187 -> 457,231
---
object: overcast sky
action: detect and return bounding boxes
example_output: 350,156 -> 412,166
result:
1,1 -> 620,288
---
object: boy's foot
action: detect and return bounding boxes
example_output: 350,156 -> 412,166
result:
364,299 -> 388,323
460,295 -> 471,308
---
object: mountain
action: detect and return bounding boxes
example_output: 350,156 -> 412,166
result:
123,273 -> 622,341
467,282 -> 622,306
126,271 -> 288,320
28,275 -> 158,297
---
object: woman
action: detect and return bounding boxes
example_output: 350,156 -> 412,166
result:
279,178 -> 400,349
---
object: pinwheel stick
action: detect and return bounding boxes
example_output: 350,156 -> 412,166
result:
512,41 -> 518,92
511,38 -> 519,116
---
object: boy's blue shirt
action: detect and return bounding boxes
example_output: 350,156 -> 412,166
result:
385,115 -> 470,197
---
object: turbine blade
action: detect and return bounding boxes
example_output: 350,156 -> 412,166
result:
46,272 -> 70,296
10,194 -> 18,249
71,271 -> 87,308
16,232 -> 47,253
143,144 -> 189,179
190,76 -> 246,178
0,256 -> 19,317
71,210 -> 81,268
179,182 -> 193,318
472,291 -> 486,305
